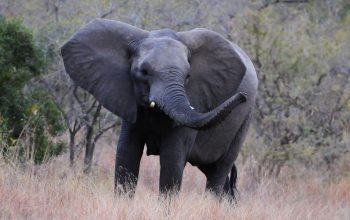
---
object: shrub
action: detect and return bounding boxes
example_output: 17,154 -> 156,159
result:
0,16 -> 66,164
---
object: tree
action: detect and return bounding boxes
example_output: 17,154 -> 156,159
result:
0,16 -> 66,164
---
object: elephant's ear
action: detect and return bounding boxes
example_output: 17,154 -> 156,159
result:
177,29 -> 246,112
61,19 -> 148,123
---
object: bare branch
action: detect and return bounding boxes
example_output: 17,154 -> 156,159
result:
101,9 -> 114,18
93,122 -> 118,143
38,78 -> 72,133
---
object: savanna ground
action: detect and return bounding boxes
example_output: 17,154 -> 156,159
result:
1,135 -> 349,220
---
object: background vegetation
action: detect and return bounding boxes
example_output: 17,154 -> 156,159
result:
0,17 -> 65,164
0,0 -> 349,219
1,0 -> 348,173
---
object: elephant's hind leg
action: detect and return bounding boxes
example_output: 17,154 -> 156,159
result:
200,164 -> 228,196
225,113 -> 252,200
200,112 -> 252,199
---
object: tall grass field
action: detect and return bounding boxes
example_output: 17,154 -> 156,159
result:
1,138 -> 349,220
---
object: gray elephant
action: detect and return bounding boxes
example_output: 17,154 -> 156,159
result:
61,19 -> 258,198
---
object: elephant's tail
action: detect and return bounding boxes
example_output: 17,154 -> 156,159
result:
224,163 -> 238,201
230,163 -> 238,200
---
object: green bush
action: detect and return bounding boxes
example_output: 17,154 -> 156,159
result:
0,16 -> 66,164
232,4 -> 350,175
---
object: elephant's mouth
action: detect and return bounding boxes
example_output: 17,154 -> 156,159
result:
133,94 -> 151,108
134,81 -> 151,107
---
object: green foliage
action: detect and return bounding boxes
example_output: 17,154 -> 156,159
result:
0,17 -> 66,164
232,2 -> 350,175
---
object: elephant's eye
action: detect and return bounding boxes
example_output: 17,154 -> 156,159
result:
141,69 -> 149,76
185,74 -> 190,83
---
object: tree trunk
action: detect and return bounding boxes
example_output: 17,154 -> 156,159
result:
83,104 -> 101,174
83,124 -> 95,174
69,133 -> 75,167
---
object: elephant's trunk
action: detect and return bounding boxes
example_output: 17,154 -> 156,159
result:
151,83 -> 246,129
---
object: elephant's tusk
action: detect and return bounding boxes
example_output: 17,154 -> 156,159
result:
150,101 -> 155,108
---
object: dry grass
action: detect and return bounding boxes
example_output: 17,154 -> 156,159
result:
0,139 -> 349,220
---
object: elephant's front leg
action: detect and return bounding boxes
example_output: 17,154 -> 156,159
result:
115,121 -> 145,196
159,127 -> 196,194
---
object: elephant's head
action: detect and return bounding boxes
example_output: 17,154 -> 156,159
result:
61,19 -> 247,129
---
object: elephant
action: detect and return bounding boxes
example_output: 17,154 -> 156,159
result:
61,19 -> 258,198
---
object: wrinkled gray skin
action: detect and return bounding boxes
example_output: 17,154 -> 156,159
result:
61,19 -> 258,198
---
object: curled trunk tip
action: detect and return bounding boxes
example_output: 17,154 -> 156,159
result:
155,83 -> 247,130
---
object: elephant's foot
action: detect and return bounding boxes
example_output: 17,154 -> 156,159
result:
159,161 -> 184,195
114,166 -> 138,197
